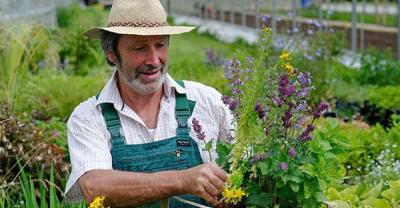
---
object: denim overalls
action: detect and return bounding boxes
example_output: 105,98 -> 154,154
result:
99,80 -> 208,207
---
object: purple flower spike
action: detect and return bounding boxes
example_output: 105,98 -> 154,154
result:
283,111 -> 292,128
272,97 -> 284,107
192,118 -> 206,140
254,102 -> 266,119
229,100 -> 239,111
279,162 -> 288,170
288,147 -> 297,158
313,102 -> 329,119
250,153 -> 266,164
300,124 -> 315,142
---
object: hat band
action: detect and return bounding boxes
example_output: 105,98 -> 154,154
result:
108,21 -> 168,27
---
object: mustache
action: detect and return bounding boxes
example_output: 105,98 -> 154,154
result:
136,64 -> 164,73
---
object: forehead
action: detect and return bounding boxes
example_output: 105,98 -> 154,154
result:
118,35 -> 169,44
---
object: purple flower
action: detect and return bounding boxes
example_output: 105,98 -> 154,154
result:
272,97 -> 284,107
221,95 -> 230,105
313,101 -> 329,119
297,72 -> 311,87
307,29 -> 314,35
254,102 -> 266,119
296,101 -> 307,112
285,84 -> 296,97
250,153 -> 266,164
288,147 -> 297,158
300,124 -> 314,142
229,100 -> 239,111
297,87 -> 311,98
192,118 -> 206,140
283,110 -> 292,128
261,15 -> 270,22
315,49 -> 322,57
304,54 -> 315,61
279,162 -> 288,170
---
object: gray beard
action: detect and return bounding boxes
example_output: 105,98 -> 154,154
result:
117,63 -> 167,95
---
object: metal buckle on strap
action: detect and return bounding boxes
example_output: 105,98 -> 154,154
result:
175,109 -> 190,117
108,126 -> 121,138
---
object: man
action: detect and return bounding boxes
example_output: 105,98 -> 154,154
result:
64,0 -> 233,207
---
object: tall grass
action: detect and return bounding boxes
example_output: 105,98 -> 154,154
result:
0,24 -> 54,112
0,163 -> 86,208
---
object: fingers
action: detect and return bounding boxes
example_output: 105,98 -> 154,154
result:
201,191 -> 222,208
203,179 -> 220,197
210,163 -> 228,182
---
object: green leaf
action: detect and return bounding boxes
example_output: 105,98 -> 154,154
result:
326,188 -> 342,200
381,180 -> 400,202
290,183 -> 299,192
360,182 -> 383,200
216,141 -> 231,157
360,197 -> 391,208
327,200 -> 352,208
204,140 -> 213,151
299,164 -> 317,177
246,192 -> 272,207
257,160 -> 271,175
229,170 -> 244,187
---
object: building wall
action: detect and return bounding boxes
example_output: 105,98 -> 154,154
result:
0,0 -> 73,26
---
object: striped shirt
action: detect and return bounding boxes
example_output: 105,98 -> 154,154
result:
64,71 -> 233,201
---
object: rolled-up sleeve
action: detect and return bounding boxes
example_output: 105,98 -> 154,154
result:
65,108 -> 112,202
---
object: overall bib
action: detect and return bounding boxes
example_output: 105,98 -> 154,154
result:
99,81 -> 208,207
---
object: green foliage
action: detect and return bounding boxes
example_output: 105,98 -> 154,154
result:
337,118 -> 400,181
0,24 -> 56,112
0,164 -> 86,208
358,49 -> 400,86
326,180 -> 400,207
168,29 -> 256,95
367,86 -> 400,110
15,70 -> 107,119
56,4 -> 108,76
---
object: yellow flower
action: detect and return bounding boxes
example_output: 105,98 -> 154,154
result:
222,187 -> 247,205
279,51 -> 291,61
284,63 -> 296,75
89,196 -> 106,208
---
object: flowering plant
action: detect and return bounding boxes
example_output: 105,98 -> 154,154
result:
216,29 -> 340,207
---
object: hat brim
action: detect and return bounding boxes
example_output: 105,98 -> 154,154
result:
84,26 -> 196,38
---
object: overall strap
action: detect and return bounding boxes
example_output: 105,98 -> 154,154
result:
175,80 -> 196,137
97,95 -> 124,146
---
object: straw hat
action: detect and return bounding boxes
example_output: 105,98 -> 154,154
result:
84,0 -> 195,38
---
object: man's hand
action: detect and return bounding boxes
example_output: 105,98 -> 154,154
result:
179,162 -> 228,207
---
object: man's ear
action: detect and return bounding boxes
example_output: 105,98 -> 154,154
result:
106,52 -> 116,64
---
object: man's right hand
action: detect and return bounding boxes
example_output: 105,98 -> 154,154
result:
179,162 -> 228,207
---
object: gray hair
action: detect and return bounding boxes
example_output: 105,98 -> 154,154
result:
100,31 -> 120,66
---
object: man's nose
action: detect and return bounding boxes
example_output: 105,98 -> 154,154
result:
144,47 -> 161,66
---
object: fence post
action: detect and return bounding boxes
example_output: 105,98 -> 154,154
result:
241,0 -> 246,26
255,0 -> 260,29
351,0 -> 357,52
360,0 -> 366,52
398,0 -> 400,59
230,0 -> 235,24
291,0 -> 297,32
272,0 -> 277,34
317,0 -> 323,30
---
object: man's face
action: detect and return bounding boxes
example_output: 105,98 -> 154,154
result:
114,34 -> 169,95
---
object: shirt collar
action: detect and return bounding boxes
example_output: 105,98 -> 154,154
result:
95,70 -> 187,107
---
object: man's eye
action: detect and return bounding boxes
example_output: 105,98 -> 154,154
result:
134,47 -> 145,51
